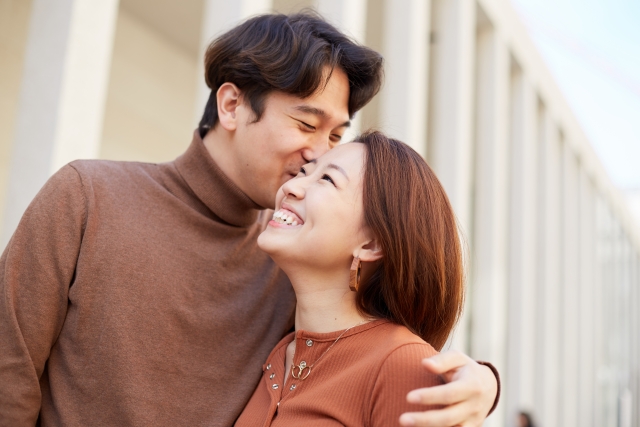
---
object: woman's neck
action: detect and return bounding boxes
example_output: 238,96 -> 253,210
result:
286,268 -> 370,333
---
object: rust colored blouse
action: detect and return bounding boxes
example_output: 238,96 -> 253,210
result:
235,319 -> 444,427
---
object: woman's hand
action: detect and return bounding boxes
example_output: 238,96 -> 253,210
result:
399,350 -> 499,427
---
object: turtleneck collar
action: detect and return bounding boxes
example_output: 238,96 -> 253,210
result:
174,131 -> 263,227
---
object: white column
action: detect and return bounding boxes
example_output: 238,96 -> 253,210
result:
428,0 -> 475,351
1,0 -> 119,248
469,22 -> 509,427
376,0 -> 430,157
635,252 -> 640,427
315,0 -> 368,140
561,139 -> 580,427
635,253 -> 640,427
593,195 -> 606,427
194,0 -> 273,120
316,0 -> 367,42
577,171 -> 596,427
504,69 -> 537,426
535,109 -> 562,427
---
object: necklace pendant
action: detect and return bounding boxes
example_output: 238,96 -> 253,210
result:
291,362 -> 312,380
299,366 -> 311,380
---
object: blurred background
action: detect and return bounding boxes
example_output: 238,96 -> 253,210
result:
1,0 -> 638,426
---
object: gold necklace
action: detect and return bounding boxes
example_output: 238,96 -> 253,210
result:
290,320 -> 365,381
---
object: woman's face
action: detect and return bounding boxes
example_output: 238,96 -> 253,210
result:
258,142 -> 371,273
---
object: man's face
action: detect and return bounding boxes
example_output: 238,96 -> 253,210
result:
231,67 -> 351,209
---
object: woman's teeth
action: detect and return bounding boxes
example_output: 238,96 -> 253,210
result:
272,210 -> 299,226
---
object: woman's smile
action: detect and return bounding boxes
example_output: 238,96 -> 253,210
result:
269,205 -> 305,228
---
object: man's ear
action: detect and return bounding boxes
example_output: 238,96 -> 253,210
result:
216,82 -> 241,132
355,239 -> 383,263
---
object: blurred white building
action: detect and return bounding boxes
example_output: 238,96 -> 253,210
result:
1,0 -> 639,426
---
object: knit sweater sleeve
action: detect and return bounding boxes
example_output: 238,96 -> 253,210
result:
369,343 -> 444,427
0,165 -> 86,426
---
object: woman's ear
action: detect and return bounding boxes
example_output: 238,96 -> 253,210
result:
355,239 -> 383,263
216,82 -> 241,132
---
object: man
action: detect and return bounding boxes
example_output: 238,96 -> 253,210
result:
0,13 -> 498,427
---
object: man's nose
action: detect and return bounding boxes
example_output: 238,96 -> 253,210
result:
301,133 -> 332,162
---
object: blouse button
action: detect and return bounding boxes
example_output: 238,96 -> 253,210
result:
272,384 -> 279,390
306,339 -> 313,347
290,384 -> 296,391
270,373 -> 275,379
266,364 -> 271,370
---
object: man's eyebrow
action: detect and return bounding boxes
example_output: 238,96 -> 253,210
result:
294,105 -> 351,128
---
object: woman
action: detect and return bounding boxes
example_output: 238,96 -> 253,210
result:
235,131 -> 464,426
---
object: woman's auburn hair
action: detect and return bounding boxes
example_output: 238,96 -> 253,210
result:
355,131 -> 465,351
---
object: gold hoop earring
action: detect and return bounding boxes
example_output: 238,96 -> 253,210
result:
349,257 -> 361,292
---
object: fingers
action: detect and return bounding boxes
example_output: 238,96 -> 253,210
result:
406,379 -> 474,407
421,349 -> 472,375
399,402 -> 467,427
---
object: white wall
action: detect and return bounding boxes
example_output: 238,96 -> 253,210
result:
0,0 -> 33,238
99,7 -> 199,163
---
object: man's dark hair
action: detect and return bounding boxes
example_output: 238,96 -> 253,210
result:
198,12 -> 384,137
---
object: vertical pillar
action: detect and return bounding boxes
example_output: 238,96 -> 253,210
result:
635,252 -> 640,427
0,0 -> 33,235
578,171 -> 596,427
561,138 -> 580,427
593,194 -> 606,426
316,0 -> 368,140
619,236 -> 633,427
504,68 -> 537,425
609,207 -> 620,425
428,0 -> 475,351
377,0 -> 430,157
1,0 -> 119,248
469,21 -> 509,427
194,0 -> 273,120
535,108 -> 562,427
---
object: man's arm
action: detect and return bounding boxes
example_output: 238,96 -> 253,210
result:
0,165 -> 85,426
399,350 -> 500,427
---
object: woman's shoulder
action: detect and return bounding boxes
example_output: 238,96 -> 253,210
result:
363,320 -> 439,360
362,321 -> 445,426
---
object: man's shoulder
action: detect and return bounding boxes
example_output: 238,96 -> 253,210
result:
68,158 -> 161,180
65,158 -> 175,192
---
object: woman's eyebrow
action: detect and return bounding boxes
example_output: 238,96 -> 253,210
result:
327,163 -> 349,181
307,159 -> 349,181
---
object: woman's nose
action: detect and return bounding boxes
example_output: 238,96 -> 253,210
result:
282,175 -> 306,199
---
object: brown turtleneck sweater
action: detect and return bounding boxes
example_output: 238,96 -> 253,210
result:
0,132 -> 296,426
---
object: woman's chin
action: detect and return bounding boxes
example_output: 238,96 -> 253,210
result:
257,228 -> 286,255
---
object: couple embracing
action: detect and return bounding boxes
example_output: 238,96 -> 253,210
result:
0,12 -> 499,427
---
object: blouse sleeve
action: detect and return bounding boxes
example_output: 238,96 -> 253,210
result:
368,343 -> 444,427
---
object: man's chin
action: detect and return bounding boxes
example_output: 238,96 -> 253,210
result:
249,191 -> 277,211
